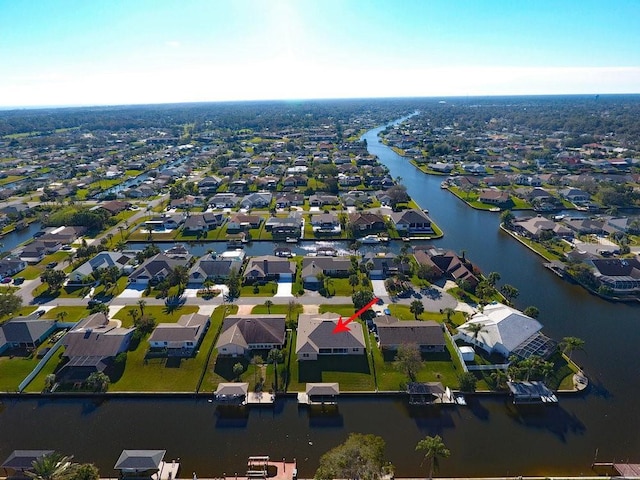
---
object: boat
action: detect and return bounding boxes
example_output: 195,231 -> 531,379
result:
285,237 -> 299,244
360,234 -> 381,244
274,247 -> 293,258
440,182 -> 449,189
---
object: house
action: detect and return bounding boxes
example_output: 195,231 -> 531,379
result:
40,226 -> 86,245
128,253 -> 190,285
99,200 -> 131,215
455,303 -> 555,359
296,312 -> 366,361
170,195 -> 205,209
0,257 -> 26,277
349,212 -> 386,232
414,246 -> 479,288
478,189 -> 511,206
60,313 -> 135,381
198,175 -> 222,193
562,218 -> 605,235
188,253 -> 240,284
239,192 -> 272,209
20,240 -> 62,263
275,192 -> 304,208
301,257 -> 351,286
114,450 -> 166,478
210,193 -> 239,209
244,255 -> 296,282
215,315 -> 286,356
126,185 -> 156,198
373,316 -> 445,352
0,317 -> 57,354
389,209 -> 433,234
67,251 -> 133,285
310,213 -> 341,234
265,216 -> 302,239
148,313 -> 210,356
144,213 -> 185,231
227,213 -> 262,232
512,216 -> 573,239
560,188 -> 590,203
363,252 -> 410,279
308,194 -> 339,207
182,212 -> 225,233
590,258 -> 640,293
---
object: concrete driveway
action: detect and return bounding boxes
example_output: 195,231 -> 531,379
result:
117,284 -> 146,299
274,279 -> 293,297
371,279 -> 388,298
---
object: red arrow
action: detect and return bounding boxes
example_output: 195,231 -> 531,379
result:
333,297 -> 380,334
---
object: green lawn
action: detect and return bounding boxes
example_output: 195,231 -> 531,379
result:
240,282 -> 278,297
373,333 -> 465,391
113,304 -> 199,327
318,304 -> 358,317
42,306 -> 92,322
0,345 -> 53,392
286,331 -> 375,392
251,303 -> 303,323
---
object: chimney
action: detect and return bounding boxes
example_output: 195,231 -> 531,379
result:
263,259 -> 268,274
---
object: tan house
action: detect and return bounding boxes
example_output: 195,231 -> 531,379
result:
296,313 -> 366,361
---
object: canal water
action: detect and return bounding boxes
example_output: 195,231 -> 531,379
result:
1,120 -> 639,478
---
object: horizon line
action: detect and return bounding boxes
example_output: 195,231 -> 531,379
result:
2,92 -> 640,112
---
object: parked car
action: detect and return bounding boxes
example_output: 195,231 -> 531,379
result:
35,309 -> 46,317
1,277 -> 12,284
46,261 -> 58,269
88,299 -> 104,307
383,308 -> 391,315
13,277 -> 25,285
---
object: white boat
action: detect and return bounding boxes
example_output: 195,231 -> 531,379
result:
360,235 -> 381,244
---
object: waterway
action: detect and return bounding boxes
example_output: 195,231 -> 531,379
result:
1,118 -> 640,478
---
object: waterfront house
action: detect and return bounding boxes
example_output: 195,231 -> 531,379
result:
188,253 -> 239,285
455,303 -> 556,360
227,213 -> 262,232
373,316 -> 445,352
310,213 -> 341,234
478,189 -> 511,206
98,200 -> 131,215
182,212 -> 225,233
67,251 -> 133,286
265,215 -> 302,239
20,240 -> 62,263
215,315 -> 286,356
60,313 -> 135,381
144,213 -> 185,231
296,313 -> 366,361
147,312 -> 210,356
560,187 -> 590,203
389,209 -> 433,234
512,216 -> 573,239
244,255 -> 296,282
414,246 -> 479,288
349,212 -> 386,232
301,256 -> 351,287
590,258 -> 640,293
363,252 -> 410,279
0,316 -> 57,354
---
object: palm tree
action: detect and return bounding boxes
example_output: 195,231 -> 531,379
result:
442,307 -> 455,323
349,274 -> 359,293
264,299 -> 273,314
267,348 -> 284,392
55,311 -> 67,323
465,322 -> 486,343
137,299 -> 147,316
490,369 -> 509,391
416,435 -> 450,480
410,300 -> 425,319
26,453 -> 76,480
559,336 -> 585,361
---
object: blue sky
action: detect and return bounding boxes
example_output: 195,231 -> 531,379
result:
1,0 -> 639,107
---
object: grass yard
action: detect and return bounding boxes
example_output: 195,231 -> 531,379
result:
42,306 -> 93,322
0,346 -> 50,392
113,304 -> 199,327
373,333 -> 465,391
286,330 -> 375,392
318,304 -> 357,317
251,303 -> 303,323
240,282 -> 278,297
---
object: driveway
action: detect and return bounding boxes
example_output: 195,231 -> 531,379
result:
274,279 -> 293,297
117,284 -> 146,299
371,279 -> 388,298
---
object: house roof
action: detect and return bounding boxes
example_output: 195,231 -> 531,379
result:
70,251 -> 132,279
591,258 -> 640,277
374,319 -> 445,348
1,450 -> 55,470
301,257 -> 351,277
189,254 -> 234,280
458,303 -> 542,354
245,256 -> 296,277
1,318 -> 55,344
148,313 -> 210,343
296,313 -> 366,354
389,209 -> 431,225
63,313 -> 134,360
114,450 -> 166,471
129,254 -> 188,281
216,315 -> 286,349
